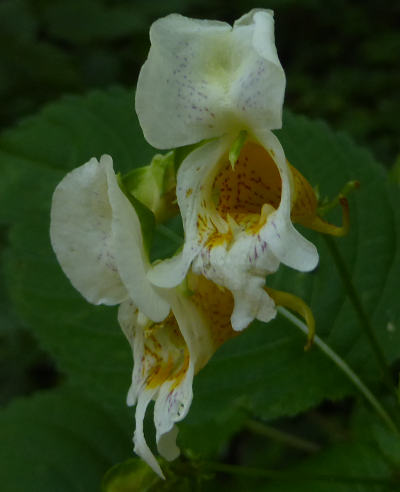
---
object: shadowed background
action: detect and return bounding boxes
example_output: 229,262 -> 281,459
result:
1,0 -> 399,168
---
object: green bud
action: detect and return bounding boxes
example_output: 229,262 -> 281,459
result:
122,152 -> 177,223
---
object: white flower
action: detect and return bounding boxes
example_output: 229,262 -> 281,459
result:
50,155 -> 238,478
136,9 -> 285,149
136,10 -> 319,331
119,272 -> 237,478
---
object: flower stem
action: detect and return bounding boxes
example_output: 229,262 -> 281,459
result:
203,461 -> 396,485
323,235 -> 395,395
244,420 -> 320,453
278,307 -> 399,435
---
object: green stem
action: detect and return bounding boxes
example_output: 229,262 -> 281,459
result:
204,462 -> 396,485
324,235 -> 395,395
279,307 -> 399,435
244,420 -> 320,453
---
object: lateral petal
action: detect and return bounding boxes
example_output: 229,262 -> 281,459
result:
50,156 -> 127,305
105,156 -> 170,321
254,130 -> 319,272
148,137 -> 230,288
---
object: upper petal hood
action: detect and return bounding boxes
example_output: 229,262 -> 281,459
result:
136,9 -> 285,149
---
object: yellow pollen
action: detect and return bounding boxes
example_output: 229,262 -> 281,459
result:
188,273 -> 237,349
144,312 -> 189,390
212,141 -> 282,230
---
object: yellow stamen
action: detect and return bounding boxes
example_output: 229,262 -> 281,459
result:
265,287 -> 315,350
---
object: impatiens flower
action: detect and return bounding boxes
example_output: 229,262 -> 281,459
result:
119,272 -> 238,478
50,155 -> 237,477
50,153 -> 318,477
136,9 -> 319,330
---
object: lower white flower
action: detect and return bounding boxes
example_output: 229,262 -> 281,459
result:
119,272 -> 237,478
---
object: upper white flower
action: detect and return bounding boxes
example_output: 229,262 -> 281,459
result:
136,9 -> 285,149
136,10 -> 319,331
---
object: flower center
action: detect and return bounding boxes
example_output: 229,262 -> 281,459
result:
144,313 -> 188,389
212,141 -> 282,231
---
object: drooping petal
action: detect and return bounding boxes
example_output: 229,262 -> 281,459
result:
104,157 -> 170,322
153,291 -> 215,458
136,10 -> 285,149
118,287 -> 218,477
134,388 -> 164,478
50,156 -> 128,305
148,137 -> 231,288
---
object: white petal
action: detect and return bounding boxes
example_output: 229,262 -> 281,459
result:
50,157 -> 127,305
148,137 -> 230,288
193,232 -> 279,331
133,388 -> 164,479
104,156 -> 170,322
136,10 -> 284,149
254,130 -> 319,272
230,10 -> 285,132
157,425 -> 180,462
118,300 -> 146,407
136,14 -> 230,149
153,292 -> 214,460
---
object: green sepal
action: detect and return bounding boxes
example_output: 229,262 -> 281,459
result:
102,457 -> 211,491
101,458 -> 161,492
117,173 -> 155,256
122,151 -> 177,223
229,130 -> 247,169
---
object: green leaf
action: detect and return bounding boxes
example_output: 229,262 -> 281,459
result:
244,403 -> 400,492
102,458 -> 161,492
1,89 -> 400,463
0,386 -> 131,492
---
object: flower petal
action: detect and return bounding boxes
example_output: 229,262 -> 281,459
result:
134,388 -> 164,479
104,157 -> 170,321
193,231 -> 279,331
148,137 -> 230,288
153,291 -> 214,459
230,10 -> 285,132
136,10 -> 285,149
255,130 -> 319,272
119,293 -> 214,473
50,156 -> 127,305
